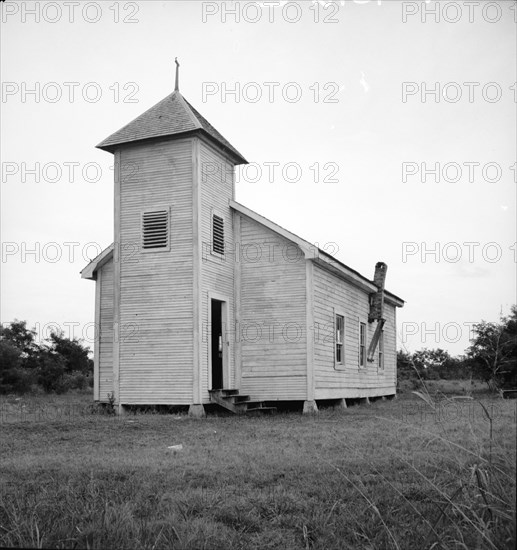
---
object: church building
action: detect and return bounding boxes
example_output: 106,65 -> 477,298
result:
81,64 -> 404,416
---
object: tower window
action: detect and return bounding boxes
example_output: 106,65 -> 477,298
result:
212,214 -> 225,255
142,209 -> 169,250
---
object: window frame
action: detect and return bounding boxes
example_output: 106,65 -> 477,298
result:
335,313 -> 345,368
359,321 -> 366,368
378,330 -> 385,371
141,206 -> 170,253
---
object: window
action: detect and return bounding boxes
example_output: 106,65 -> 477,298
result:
378,331 -> 384,370
142,209 -> 169,250
335,314 -> 344,365
359,322 -> 366,367
212,213 -> 225,255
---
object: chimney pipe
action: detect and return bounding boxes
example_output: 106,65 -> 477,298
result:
367,262 -> 388,361
369,262 -> 387,323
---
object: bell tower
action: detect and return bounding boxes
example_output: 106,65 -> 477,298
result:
94,61 -> 247,415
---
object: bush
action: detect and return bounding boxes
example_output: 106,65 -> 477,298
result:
48,331 -> 93,375
467,306 -> 517,390
397,350 -> 415,381
2,321 -> 94,394
0,340 -> 35,394
36,351 -> 66,393
40,370 -> 92,394
0,339 -> 22,370
62,371 -> 89,391
0,367 -> 34,394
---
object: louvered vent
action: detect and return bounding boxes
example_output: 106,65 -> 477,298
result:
142,209 -> 169,250
212,214 -> 224,255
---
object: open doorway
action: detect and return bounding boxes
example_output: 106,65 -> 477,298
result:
210,299 -> 224,389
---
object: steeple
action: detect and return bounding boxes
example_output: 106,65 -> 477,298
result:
174,57 -> 180,92
95,65 -> 247,165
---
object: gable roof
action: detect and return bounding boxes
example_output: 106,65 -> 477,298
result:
80,244 -> 114,280
230,200 -> 404,307
96,91 -> 247,165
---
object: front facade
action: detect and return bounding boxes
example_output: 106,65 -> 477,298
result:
82,80 -> 404,415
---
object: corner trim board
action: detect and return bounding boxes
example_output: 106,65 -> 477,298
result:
93,268 -> 101,401
305,259 -> 315,400
112,149 -> 121,405
234,213 -> 242,390
192,137 -> 202,404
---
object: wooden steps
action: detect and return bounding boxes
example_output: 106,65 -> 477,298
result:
209,389 -> 276,415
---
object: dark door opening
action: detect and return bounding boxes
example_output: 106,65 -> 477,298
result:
211,299 -> 223,390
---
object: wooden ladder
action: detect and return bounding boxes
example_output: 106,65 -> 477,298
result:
209,389 -> 276,415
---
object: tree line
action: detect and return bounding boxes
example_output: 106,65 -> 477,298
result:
0,321 -> 93,394
398,305 -> 516,391
1,306 -> 515,395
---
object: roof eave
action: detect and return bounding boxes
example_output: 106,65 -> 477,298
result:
96,128 -> 248,165
385,294 -> 405,308
80,244 -> 114,280
318,251 -> 405,306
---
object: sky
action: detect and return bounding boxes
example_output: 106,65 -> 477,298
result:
1,0 -> 516,356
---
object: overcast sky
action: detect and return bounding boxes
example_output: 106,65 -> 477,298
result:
1,0 -> 516,356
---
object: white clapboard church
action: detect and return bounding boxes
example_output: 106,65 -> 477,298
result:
81,63 -> 404,416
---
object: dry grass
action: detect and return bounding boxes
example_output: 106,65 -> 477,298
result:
0,387 -> 515,549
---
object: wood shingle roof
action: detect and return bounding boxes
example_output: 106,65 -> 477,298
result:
96,91 -> 247,164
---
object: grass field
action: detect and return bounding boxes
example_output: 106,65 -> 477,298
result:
0,385 -> 515,549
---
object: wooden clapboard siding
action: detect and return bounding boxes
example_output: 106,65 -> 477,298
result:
98,258 -> 114,402
118,138 -> 194,404
200,141 -> 236,398
313,263 -> 396,398
383,304 -> 397,388
238,215 -> 307,401
241,376 -> 306,400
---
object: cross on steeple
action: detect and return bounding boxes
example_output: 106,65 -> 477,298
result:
175,57 -> 180,92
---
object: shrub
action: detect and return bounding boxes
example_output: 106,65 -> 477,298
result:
62,371 -> 89,391
0,339 -> 22,371
36,351 -> 66,393
0,340 -> 34,394
1,321 -> 95,394
48,331 -> 93,375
